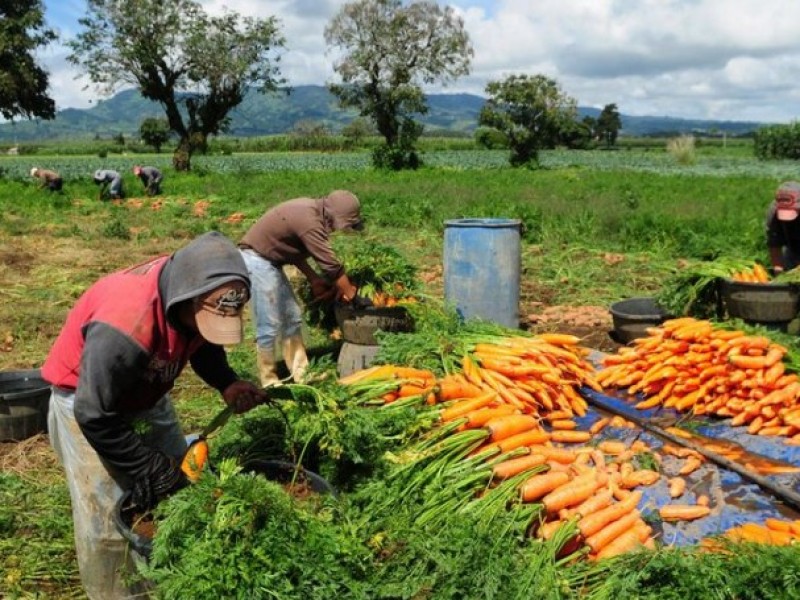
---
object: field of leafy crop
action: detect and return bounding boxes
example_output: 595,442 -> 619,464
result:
0,146 -> 797,598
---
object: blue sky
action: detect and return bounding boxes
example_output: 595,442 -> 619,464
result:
38,0 -> 800,123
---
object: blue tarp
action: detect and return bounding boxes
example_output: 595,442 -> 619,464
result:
575,385 -> 800,546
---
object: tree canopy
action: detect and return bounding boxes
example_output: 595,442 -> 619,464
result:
479,74 -> 577,167
68,0 -> 285,170
597,103 -> 622,148
325,0 -> 472,169
0,0 -> 56,121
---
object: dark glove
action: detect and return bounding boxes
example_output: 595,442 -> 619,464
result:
128,451 -> 188,512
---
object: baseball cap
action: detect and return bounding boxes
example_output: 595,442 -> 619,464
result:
776,183 -> 800,221
193,281 -> 249,345
30,167 -> 38,177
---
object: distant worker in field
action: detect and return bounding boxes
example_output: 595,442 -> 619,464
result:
238,190 -> 364,385
41,231 -> 268,599
766,181 -> 800,274
133,164 -> 163,196
92,168 -> 124,200
30,167 -> 63,192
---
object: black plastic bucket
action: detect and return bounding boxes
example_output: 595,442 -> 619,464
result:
609,297 -> 670,344
0,369 -> 51,441
114,459 -> 335,560
719,279 -> 800,326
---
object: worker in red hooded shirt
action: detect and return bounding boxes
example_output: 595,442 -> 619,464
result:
42,231 -> 268,599
766,181 -> 800,275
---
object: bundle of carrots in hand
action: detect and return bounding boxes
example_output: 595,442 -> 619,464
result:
597,318 -> 800,441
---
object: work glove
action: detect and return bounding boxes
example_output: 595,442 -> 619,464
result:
334,273 -> 358,304
223,379 -> 268,413
128,451 -> 188,513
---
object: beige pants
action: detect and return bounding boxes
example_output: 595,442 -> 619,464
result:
48,388 -> 186,600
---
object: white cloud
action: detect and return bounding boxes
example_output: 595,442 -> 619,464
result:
36,0 -> 800,122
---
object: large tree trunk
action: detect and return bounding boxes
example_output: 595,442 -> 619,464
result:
173,136 -> 192,171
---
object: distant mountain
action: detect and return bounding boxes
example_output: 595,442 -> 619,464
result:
0,84 -> 766,143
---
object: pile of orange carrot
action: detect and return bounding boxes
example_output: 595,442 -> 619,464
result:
597,318 -> 800,441
703,517 -> 800,547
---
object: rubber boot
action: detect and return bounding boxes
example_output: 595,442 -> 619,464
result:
257,347 -> 280,387
282,334 -> 309,382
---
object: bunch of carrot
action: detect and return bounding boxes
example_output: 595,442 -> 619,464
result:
730,263 -> 770,283
597,318 -> 800,441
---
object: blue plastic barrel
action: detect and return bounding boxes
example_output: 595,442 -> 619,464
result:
443,218 -> 521,328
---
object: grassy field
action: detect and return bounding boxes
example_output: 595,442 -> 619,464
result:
0,146 -> 795,598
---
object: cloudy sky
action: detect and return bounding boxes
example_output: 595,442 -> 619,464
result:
40,0 -> 800,123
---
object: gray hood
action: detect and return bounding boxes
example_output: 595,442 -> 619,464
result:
322,190 -> 363,231
160,231 -> 250,323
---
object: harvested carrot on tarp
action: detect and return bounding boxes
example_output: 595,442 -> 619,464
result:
659,504 -> 711,521
578,491 -> 642,538
521,471 -> 571,502
668,477 -> 686,499
439,391 -> 499,422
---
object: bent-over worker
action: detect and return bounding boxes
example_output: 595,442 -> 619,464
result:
30,167 -> 63,191
133,165 -> 163,196
93,168 -> 124,200
238,190 -> 363,385
42,231 -> 267,599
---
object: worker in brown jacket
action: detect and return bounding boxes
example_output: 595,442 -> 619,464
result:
239,190 -> 363,385
31,167 -> 63,192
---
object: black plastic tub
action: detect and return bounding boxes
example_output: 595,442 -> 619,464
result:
609,297 -> 671,344
334,304 -> 414,345
0,369 -> 50,441
114,459 -> 335,560
719,279 -> 800,326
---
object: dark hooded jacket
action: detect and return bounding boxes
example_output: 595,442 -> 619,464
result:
239,190 -> 362,280
41,232 -> 250,478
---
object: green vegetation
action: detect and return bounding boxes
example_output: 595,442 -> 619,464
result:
2,144 -> 799,598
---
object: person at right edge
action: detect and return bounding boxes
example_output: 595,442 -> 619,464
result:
767,181 -> 800,275
238,190 -> 363,386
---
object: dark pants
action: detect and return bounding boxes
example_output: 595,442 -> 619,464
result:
48,179 -> 63,192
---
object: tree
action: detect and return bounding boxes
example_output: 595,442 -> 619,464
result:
479,74 -> 577,167
139,117 -> 171,153
0,0 -> 56,121
596,103 -> 622,148
325,0 -> 472,170
68,0 -> 285,171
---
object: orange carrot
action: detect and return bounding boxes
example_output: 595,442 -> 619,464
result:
491,428 -> 551,453
542,472 -> 601,513
492,453 -> 547,480
550,419 -> 578,431
397,383 -> 435,398
439,391 -> 498,422
729,355 -> 770,370
521,471 -> 571,502
590,417 -> 611,435
598,440 -> 627,455
437,376 -> 486,401
485,414 -> 540,442
659,505 -> 711,521
459,405 -> 519,429
578,491 -> 642,538
668,477 -> 686,499
550,430 -> 592,444
585,509 -> 642,553
595,524 -> 649,559
571,488 -> 614,519
620,470 -> 660,489
678,456 -> 703,476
